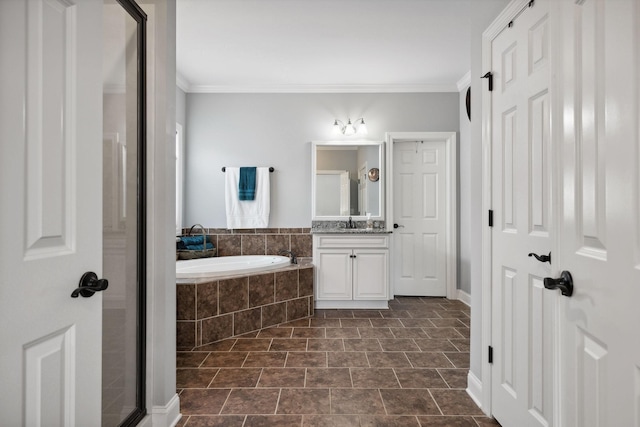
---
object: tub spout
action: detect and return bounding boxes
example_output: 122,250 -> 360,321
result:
279,250 -> 298,264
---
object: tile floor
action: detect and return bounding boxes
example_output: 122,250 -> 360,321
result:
176,297 -> 502,426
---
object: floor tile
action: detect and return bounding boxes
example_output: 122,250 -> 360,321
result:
437,369 -> 468,389
422,328 -> 465,339
180,389 -> 230,415
221,389 -> 280,414
359,328 -> 395,338
209,368 -> 261,388
195,340 -> 236,352
379,338 -> 421,352
359,415 -> 421,426
257,368 -> 306,388
243,415 -> 302,426
379,389 -> 440,415
201,352 -> 248,368
286,352 -> 327,367
413,339 -> 458,352
243,351 -> 287,367
429,390 -> 484,416
444,352 -> 470,369
340,319 -> 373,328
394,369 -> 448,389
257,327 -> 293,338
390,328 -> 429,339
330,388 -> 386,415
182,415 -> 245,426
343,339 -> 382,352
406,352 -> 454,368
231,339 -> 271,351
310,318 -> 341,328
325,327 -> 360,339
302,414 -> 360,426
350,368 -> 400,388
415,415 -> 477,426
370,318 -> 405,328
366,352 -> 412,368
176,368 -> 217,388
327,351 -> 369,368
306,368 -> 352,388
473,416 -> 503,426
307,338 -> 345,351
277,388 -> 330,414
269,338 -> 307,352
177,352 -> 209,368
293,328 -> 326,338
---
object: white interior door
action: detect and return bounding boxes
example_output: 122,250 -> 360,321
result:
0,1 -> 104,425
489,1 -> 556,426
555,0 -> 640,425
393,140 -> 448,296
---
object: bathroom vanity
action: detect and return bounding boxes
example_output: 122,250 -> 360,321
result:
311,140 -> 389,309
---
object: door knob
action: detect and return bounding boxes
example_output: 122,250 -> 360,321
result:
71,272 -> 109,298
393,223 -> 404,229
528,252 -> 551,263
543,271 -> 573,297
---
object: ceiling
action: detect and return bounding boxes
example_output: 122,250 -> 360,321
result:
176,0 -> 494,93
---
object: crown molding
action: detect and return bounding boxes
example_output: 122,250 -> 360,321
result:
456,71 -> 471,92
180,83 -> 459,94
176,72 -> 190,92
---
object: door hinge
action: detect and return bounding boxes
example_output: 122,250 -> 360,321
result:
488,346 -> 494,364
481,72 -> 493,91
488,210 -> 494,227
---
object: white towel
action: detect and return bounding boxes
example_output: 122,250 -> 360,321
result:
225,167 -> 270,229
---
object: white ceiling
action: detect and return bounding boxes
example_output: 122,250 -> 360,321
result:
177,0 -> 496,93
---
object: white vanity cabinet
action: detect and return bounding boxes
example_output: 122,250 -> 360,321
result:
313,234 -> 389,309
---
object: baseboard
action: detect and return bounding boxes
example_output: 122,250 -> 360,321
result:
457,289 -> 471,307
467,371 -> 485,413
137,393 -> 181,427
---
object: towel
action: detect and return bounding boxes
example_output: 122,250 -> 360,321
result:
238,167 -> 257,200
225,167 -> 270,229
184,243 -> 214,251
179,236 -> 210,246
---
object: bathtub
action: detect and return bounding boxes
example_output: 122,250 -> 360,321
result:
176,255 -> 291,279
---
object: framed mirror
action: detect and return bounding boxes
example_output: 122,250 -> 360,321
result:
311,140 -> 384,220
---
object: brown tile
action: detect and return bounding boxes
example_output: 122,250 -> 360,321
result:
177,351 -> 209,368
179,388 -> 231,415
415,416 -> 477,426
454,328 -> 470,338
458,318 -> 471,327
325,328 -> 360,339
306,368 -> 352,387
444,352 -> 470,369
323,310 -> 354,319
359,415 -> 421,426
176,368 -> 218,388
196,339 -> 236,352
196,281 -> 218,319
350,368 -> 400,388
244,415 -> 303,426
352,310 -> 383,318
406,310 -> 439,319
243,352 -> 287,368
358,328 -> 394,338
432,310 -> 469,319
257,327 -> 292,338
286,352 -> 327,367
429,389 -> 483,415
277,389 -> 331,414
307,339 -> 344,352
340,319 -> 372,328
209,368 -> 261,388
370,318 -> 404,328
221,389 -> 280,414
379,389 -> 440,415
310,318 -> 340,328
406,352 -> 454,368
234,308 -> 262,335
430,318 -> 467,328
422,328 -> 465,339
449,339 -> 470,352
394,369 -> 448,388
217,235 -> 241,257
473,417 -> 503,426
287,297 -> 310,321
237,330 -> 260,338
381,310 -> 411,318
276,270 -> 299,301
327,352 -> 369,368
400,319 -> 436,328
438,369 -> 468,389
266,234 -> 289,255
378,338 -> 420,352
302,415 -> 360,427
177,322 -> 196,348
262,302 -> 287,327
291,234 -> 312,257
258,368 -> 306,388
390,328 -> 428,339
330,389 -> 385,415
201,315 -> 234,345
219,278 -> 248,314
181,415 -> 245,427
231,339 -> 271,352
249,273 -> 275,307
281,318 -> 310,327
201,352 -> 248,368
299,267 -> 314,297
177,284 -> 195,320
413,339 -> 458,352
293,328 -> 325,338
366,352 -> 411,368
280,228 -> 303,234
242,235 -> 266,255
343,339 -> 382,352
270,338 -> 308,352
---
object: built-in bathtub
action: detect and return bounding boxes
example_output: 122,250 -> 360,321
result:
176,256 -> 314,348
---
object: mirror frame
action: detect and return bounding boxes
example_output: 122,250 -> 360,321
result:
311,140 -> 385,221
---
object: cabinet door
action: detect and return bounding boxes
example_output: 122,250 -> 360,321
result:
353,249 -> 388,300
316,249 -> 353,300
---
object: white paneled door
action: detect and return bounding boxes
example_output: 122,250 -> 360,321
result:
556,0 -> 640,425
393,139 -> 449,296
489,0 -> 556,425
0,1 -> 104,425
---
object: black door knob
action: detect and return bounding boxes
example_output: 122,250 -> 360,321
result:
71,272 -> 109,298
393,223 -> 404,229
528,252 -> 551,263
543,271 -> 573,297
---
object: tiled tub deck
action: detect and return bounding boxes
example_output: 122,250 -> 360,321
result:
177,262 -> 314,348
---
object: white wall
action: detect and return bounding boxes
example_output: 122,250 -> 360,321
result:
184,92 -> 459,228
458,85 -> 471,296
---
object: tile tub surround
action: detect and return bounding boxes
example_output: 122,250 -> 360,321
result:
177,262 -> 314,348
180,227 -> 312,258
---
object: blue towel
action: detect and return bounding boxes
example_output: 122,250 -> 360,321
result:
238,167 -> 257,201
184,243 -> 214,251
179,236 -> 210,246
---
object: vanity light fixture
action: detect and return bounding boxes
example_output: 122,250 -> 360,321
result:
332,118 -> 368,136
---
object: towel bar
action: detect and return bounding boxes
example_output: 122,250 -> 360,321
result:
222,167 -> 274,172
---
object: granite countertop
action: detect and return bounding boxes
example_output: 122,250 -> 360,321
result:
310,228 -> 392,234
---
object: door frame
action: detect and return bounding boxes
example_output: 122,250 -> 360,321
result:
385,131 -> 457,300
479,1 -> 562,423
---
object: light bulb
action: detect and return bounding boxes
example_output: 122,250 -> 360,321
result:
344,119 -> 356,136
332,120 -> 342,135
357,119 -> 368,135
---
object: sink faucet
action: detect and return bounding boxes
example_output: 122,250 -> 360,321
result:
279,250 -> 298,264
347,216 -> 354,229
